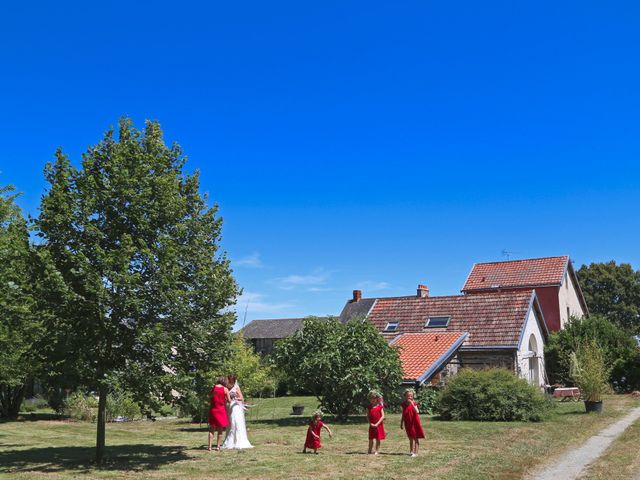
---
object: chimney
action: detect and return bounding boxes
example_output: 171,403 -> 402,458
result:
352,289 -> 362,302
417,284 -> 429,298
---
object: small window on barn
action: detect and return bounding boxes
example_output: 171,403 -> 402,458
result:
384,321 -> 399,332
425,316 -> 450,328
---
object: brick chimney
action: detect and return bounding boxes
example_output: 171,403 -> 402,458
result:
352,289 -> 362,302
417,284 -> 429,298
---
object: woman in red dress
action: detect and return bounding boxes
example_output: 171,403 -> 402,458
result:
208,377 -> 231,451
367,391 -> 385,454
303,410 -> 333,454
400,388 -> 425,457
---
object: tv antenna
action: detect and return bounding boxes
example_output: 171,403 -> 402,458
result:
501,249 -> 518,260
241,295 -> 252,328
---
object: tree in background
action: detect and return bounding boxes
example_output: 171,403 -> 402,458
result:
36,119 -> 239,464
0,186 -> 42,418
273,317 -> 403,422
181,332 -> 273,422
577,261 -> 640,333
545,314 -> 639,391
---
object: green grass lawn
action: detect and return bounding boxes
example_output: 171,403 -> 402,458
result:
1,395 -> 639,480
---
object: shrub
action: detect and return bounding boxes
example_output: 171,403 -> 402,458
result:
21,395 -> 49,413
545,315 -> 639,391
64,391 -> 98,422
570,340 -> 611,402
414,385 -> 440,415
436,369 -> 552,422
106,391 -> 141,421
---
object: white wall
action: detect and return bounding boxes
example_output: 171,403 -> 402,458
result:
516,306 -> 546,388
558,270 -> 585,328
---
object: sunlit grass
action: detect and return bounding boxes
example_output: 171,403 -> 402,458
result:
1,394 -> 638,479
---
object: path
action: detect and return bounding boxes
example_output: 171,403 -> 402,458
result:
528,407 -> 640,480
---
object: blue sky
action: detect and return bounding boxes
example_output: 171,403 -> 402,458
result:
1,1 -> 639,328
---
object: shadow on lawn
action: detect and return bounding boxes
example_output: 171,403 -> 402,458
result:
0,444 -> 189,474
249,415 -> 369,427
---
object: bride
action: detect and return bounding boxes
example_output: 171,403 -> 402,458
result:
221,374 -> 253,449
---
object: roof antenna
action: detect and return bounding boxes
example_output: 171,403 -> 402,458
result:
501,249 -> 518,260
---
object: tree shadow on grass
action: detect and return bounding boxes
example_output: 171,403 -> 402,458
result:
0,444 -> 189,474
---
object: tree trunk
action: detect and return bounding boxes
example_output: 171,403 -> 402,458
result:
95,384 -> 107,465
0,384 -> 25,419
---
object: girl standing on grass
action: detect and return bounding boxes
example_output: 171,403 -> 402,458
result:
303,410 -> 333,454
400,388 -> 425,457
208,377 -> 231,451
367,390 -> 385,455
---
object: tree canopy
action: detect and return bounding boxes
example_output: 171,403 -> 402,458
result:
36,118 -> 239,463
0,186 -> 42,418
577,261 -> 640,333
273,317 -> 403,422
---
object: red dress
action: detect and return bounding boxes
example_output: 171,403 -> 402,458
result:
368,404 -> 386,440
208,385 -> 229,428
402,401 -> 425,439
304,420 -> 324,449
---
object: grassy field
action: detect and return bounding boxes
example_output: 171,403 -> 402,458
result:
1,395 -> 639,480
579,409 -> 640,480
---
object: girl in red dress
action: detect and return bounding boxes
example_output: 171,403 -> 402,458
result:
400,388 -> 425,457
367,390 -> 385,455
208,377 -> 231,451
303,410 -> 333,454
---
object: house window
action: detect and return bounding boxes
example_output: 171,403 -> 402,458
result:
567,307 -> 571,321
384,321 -> 399,332
425,316 -> 450,328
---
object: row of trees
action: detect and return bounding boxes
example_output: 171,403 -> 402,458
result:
0,119 -> 240,464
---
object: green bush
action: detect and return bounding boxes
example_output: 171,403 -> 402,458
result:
21,395 -> 49,413
64,391 -> 98,422
106,391 -> 141,421
436,369 -> 552,422
414,385 -> 440,415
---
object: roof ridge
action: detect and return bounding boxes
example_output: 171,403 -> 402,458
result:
472,255 -> 569,266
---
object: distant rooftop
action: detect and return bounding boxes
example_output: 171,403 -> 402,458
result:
462,256 -> 569,292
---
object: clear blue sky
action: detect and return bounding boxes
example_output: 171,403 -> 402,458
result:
1,1 -> 639,327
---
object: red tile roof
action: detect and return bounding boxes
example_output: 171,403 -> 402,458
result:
391,332 -> 467,382
370,290 -> 536,348
462,256 -> 569,292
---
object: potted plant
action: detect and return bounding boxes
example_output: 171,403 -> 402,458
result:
570,340 -> 611,413
291,404 -> 305,415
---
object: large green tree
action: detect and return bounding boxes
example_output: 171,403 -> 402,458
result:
577,261 -> 640,333
0,186 -> 42,419
36,119 -> 239,463
273,317 -> 403,422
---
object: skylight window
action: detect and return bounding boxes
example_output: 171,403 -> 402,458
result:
384,321 -> 399,332
425,316 -> 450,328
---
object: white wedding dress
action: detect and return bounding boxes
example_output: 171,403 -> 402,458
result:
221,382 -> 253,449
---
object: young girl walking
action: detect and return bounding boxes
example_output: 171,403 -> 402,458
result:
400,388 -> 425,457
303,410 -> 332,454
367,390 -> 385,455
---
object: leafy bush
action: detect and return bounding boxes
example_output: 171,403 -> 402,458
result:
414,386 -> 440,415
273,317 -> 403,422
570,340 -> 611,402
436,369 -> 552,422
64,391 -> 98,422
21,395 -> 49,413
545,315 -> 639,391
106,391 -> 141,421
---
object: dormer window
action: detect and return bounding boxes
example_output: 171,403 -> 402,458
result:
384,321 -> 399,332
425,316 -> 450,328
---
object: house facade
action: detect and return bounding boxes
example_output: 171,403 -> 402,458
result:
339,285 -> 549,387
462,256 -> 588,331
